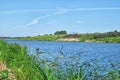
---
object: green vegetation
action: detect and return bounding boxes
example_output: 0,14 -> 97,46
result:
17,30 -> 120,43
0,40 -> 47,80
93,36 -> 120,43
54,30 -> 67,35
0,41 -> 120,80
78,30 -> 120,42
1,30 -> 120,43
20,35 -> 65,41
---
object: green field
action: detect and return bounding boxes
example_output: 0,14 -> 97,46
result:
20,35 -> 65,41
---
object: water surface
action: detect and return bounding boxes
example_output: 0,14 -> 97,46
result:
7,40 -> 120,66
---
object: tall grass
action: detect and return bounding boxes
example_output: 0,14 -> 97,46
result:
0,40 -> 48,80
0,40 -> 120,80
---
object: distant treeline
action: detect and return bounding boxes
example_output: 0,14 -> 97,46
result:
63,30 -> 120,39
52,30 -> 120,42
54,30 -> 67,35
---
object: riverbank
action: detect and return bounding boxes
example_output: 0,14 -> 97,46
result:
19,35 -> 120,43
0,41 -> 44,80
1,30 -> 120,43
17,30 -> 120,43
56,38 -> 79,42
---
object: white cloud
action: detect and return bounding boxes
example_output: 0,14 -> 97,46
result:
26,19 -> 39,26
21,14 -> 55,27
22,11 -> 62,27
37,14 -> 52,19
67,8 -> 120,11
6,7 -> 120,27
29,15 -> 54,26
0,9 -> 55,14
1,8 -> 120,14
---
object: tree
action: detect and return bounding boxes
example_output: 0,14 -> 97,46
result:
54,30 -> 67,35
114,30 -> 118,32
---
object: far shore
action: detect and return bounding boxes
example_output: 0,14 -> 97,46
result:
56,38 -> 79,42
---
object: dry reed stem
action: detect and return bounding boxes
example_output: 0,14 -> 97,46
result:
0,61 -> 7,71
0,61 -> 16,80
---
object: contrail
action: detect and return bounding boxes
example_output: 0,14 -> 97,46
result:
1,8 -> 120,14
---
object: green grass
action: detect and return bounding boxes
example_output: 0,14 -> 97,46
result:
0,40 -> 120,80
0,40 -> 47,80
20,35 -> 65,41
79,36 -> 120,43
95,36 -> 120,43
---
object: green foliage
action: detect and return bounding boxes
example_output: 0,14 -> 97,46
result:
78,31 -> 120,42
94,36 -> 120,43
0,40 -> 47,80
79,34 -> 94,42
64,33 -> 81,38
103,70 -> 120,80
21,35 -> 65,41
0,70 -> 8,80
54,30 -> 67,35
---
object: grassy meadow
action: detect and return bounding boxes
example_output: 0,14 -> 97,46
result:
20,35 -> 65,41
18,30 -> 120,43
0,40 -> 120,80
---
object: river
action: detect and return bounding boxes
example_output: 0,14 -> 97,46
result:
7,40 -> 120,69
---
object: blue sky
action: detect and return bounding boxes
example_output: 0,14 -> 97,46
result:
0,0 -> 120,37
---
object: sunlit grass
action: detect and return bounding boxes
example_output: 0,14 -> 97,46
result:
0,40 -> 46,80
